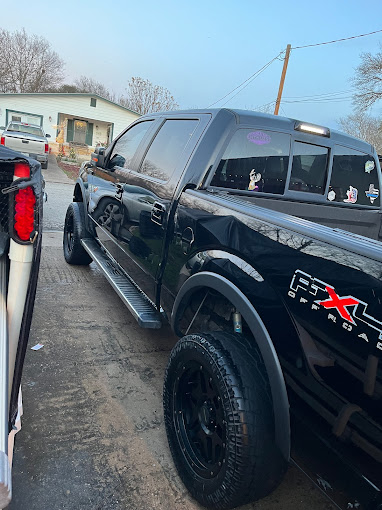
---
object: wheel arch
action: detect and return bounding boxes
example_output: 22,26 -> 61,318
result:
171,270 -> 290,462
73,179 -> 91,230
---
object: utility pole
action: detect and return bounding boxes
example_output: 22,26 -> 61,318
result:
274,44 -> 291,115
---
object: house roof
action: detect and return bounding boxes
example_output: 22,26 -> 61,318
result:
0,93 -> 140,116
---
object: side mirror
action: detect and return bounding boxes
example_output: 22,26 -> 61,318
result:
45,134 -> 51,138
0,127 -> 5,130
90,146 -> 106,167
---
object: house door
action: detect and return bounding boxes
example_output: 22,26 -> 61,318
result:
74,120 -> 87,144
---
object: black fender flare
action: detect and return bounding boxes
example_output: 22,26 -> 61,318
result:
73,179 -> 90,230
171,270 -> 290,462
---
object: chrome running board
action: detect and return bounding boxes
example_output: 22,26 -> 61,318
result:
81,239 -> 162,329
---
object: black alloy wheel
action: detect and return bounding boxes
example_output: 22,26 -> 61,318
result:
174,358 -> 226,479
163,331 -> 287,510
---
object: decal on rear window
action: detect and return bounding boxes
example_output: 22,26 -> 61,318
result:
327,190 -> 336,201
343,186 -> 358,204
247,131 -> 271,145
365,160 -> 374,173
248,170 -> 261,190
365,184 -> 379,204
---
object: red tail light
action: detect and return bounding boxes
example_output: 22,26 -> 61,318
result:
44,143 -> 49,153
0,137 -> 5,146
14,187 -> 36,241
14,163 -> 30,178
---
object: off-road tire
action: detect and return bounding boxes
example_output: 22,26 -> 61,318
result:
163,331 -> 287,510
63,202 -> 92,265
41,161 -> 48,170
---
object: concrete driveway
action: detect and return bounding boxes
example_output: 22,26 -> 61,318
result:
8,156 -> 334,510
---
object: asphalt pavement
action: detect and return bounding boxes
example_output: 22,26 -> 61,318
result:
7,157 -> 334,510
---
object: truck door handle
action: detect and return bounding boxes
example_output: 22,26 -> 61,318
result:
151,202 -> 166,225
181,227 -> 194,255
22,140 -> 29,144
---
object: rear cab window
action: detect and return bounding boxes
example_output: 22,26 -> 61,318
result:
210,129 -> 290,194
209,125 -> 380,209
7,123 -> 44,137
289,142 -> 329,194
329,146 -> 379,207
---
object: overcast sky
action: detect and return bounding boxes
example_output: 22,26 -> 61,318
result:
3,0 -> 382,129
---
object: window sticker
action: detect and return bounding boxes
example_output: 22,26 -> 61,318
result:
365,184 -> 379,204
247,131 -> 271,145
365,160 -> 375,173
327,190 -> 336,201
343,186 -> 358,204
248,169 -> 262,190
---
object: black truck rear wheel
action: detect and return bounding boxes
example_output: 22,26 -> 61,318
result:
163,331 -> 287,509
63,202 -> 92,265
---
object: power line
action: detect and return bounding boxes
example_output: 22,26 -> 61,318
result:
292,29 -> 382,50
283,90 -> 352,99
207,52 -> 282,108
207,28 -> 382,110
257,100 -> 276,110
282,97 -> 353,104
220,59 -> 277,107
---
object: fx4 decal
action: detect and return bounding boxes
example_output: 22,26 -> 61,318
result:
288,270 -> 382,352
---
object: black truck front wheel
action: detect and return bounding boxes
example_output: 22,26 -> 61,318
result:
163,331 -> 287,510
63,202 -> 92,265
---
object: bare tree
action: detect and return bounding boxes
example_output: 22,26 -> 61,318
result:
0,28 -> 64,93
120,77 -> 179,114
353,44 -> 382,110
74,76 -> 116,102
338,111 -> 382,153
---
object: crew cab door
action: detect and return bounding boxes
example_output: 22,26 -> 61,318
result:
88,119 -> 158,262
97,115 -> 209,304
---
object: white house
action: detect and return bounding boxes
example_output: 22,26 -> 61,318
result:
0,93 -> 140,154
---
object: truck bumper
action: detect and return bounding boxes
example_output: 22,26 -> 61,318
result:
29,154 -> 48,165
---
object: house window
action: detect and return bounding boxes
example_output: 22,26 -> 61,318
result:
90,98 -> 97,107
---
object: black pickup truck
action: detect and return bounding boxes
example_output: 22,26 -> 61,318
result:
63,109 -> 382,510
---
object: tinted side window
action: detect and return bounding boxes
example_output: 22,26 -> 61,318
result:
109,121 -> 153,169
289,142 -> 329,194
140,119 -> 198,181
329,146 -> 379,207
210,129 -> 290,194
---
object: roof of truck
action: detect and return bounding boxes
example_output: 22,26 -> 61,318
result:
143,108 -> 374,154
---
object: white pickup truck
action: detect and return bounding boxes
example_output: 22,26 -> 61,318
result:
0,122 -> 50,169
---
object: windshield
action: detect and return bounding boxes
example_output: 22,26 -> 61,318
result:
7,123 -> 44,137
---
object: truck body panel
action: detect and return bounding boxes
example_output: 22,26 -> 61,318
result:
69,108 -> 382,509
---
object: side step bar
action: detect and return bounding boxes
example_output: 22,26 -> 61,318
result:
81,239 -> 162,329
0,256 -> 11,508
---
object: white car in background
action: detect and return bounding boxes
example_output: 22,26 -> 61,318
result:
0,122 -> 50,169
